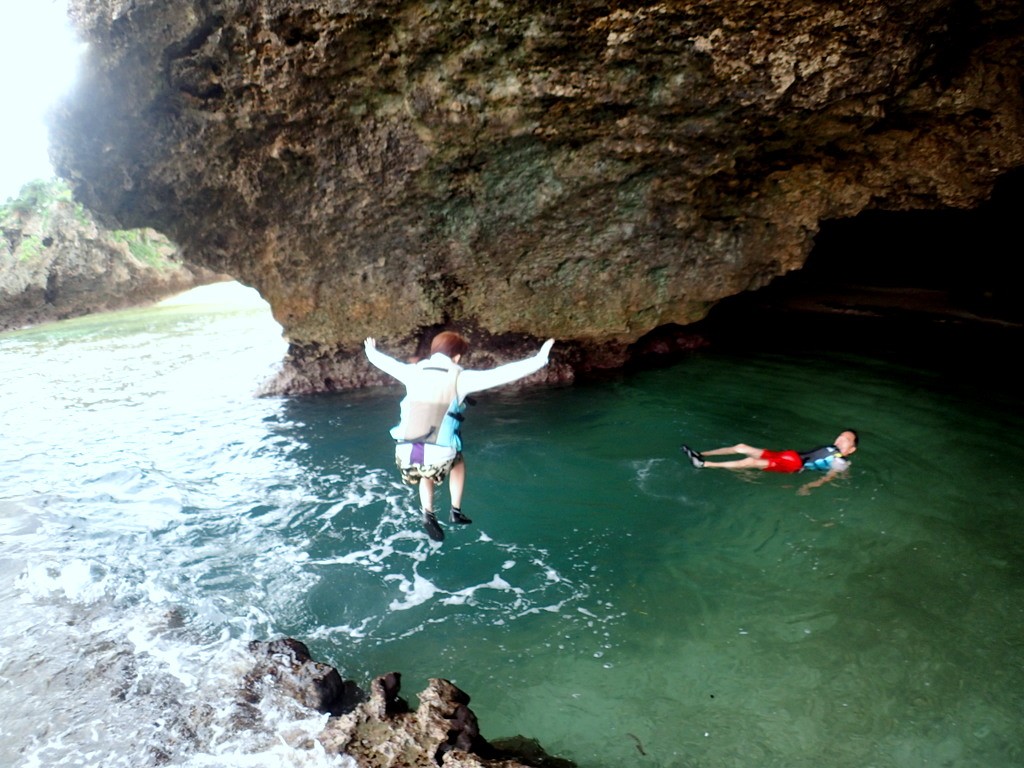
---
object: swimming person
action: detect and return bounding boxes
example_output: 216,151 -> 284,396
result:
364,332 -> 555,541
681,430 -> 859,495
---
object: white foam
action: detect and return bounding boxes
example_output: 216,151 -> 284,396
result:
440,574 -> 524,607
183,739 -> 358,768
17,558 -> 112,604
386,572 -> 439,611
305,617 -> 374,642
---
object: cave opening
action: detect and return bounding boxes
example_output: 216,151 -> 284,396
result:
796,167 -> 1021,318
693,167 -> 1022,377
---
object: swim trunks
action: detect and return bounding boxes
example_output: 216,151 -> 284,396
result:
759,449 -> 803,473
395,442 -> 460,485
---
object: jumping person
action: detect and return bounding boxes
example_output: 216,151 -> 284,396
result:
365,332 -> 555,541
681,430 -> 859,495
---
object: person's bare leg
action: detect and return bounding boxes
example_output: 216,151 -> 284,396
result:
449,458 -> 465,509
701,443 -> 763,458
419,477 -> 435,512
419,478 -> 444,541
702,456 -> 769,470
448,458 -> 472,524
682,442 -> 766,469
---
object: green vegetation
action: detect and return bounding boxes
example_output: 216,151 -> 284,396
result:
2,179 -> 89,265
1,178 -> 74,221
108,229 -> 177,270
15,234 -> 46,261
2,178 -> 178,269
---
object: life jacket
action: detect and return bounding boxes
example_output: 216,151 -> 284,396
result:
798,444 -> 845,472
391,362 -> 465,450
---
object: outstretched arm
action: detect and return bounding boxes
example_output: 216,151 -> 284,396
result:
797,468 -> 842,496
364,337 -> 411,382
458,339 -> 555,396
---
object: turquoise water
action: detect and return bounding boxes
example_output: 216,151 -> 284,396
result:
1,284 -> 1022,767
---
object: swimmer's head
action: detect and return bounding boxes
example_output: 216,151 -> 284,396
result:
835,429 -> 859,455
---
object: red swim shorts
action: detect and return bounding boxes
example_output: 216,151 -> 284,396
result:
760,449 -> 803,473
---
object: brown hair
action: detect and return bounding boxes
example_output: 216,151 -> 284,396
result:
430,331 -> 469,359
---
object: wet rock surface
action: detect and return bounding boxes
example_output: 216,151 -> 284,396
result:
246,638 -> 575,768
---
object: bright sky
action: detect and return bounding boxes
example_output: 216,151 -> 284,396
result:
0,0 -> 83,202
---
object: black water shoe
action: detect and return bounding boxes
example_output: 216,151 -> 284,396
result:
450,508 -> 473,525
423,512 -> 445,541
681,444 -> 705,468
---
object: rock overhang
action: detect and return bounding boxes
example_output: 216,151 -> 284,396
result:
51,0 -> 1024,393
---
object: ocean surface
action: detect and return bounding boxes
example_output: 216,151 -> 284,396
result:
1,282 -> 1021,768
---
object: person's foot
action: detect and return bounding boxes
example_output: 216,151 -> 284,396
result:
450,508 -> 473,524
423,512 -> 445,541
680,444 -> 705,468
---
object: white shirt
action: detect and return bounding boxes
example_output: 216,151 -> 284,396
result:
364,348 -> 551,404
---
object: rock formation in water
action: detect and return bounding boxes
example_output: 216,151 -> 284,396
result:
0,181 -> 224,331
51,0 -> 1024,392
245,639 -> 575,768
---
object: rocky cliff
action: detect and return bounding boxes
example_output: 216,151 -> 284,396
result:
51,0 -> 1024,393
1,181 -> 224,332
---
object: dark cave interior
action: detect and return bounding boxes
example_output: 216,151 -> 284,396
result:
723,166 -> 1022,324
674,167 -> 1022,380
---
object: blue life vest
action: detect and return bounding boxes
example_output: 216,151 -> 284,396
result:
798,444 -> 846,472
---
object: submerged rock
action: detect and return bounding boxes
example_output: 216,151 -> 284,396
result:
247,638 -> 574,768
52,1 -> 1024,390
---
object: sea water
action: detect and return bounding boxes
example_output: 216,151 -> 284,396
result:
1,283 -> 1021,768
